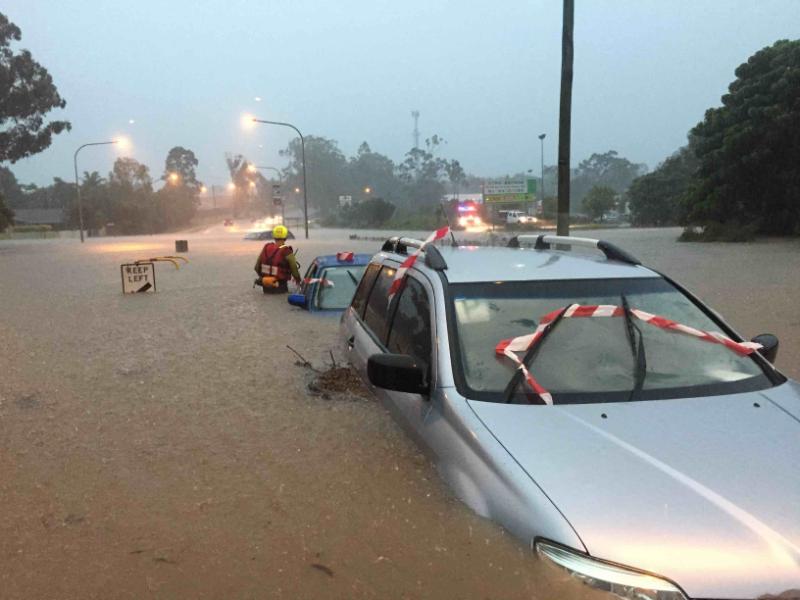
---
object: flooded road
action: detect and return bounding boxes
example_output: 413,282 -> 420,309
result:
1,226 -> 798,599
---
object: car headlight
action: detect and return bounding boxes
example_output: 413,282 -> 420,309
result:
458,216 -> 467,226
535,541 -> 687,600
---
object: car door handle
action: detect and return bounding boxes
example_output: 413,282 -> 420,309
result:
346,336 -> 355,349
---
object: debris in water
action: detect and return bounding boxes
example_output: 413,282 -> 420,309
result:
310,563 -> 334,577
308,366 -> 370,400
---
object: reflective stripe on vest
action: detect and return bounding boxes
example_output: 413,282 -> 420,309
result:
261,243 -> 292,280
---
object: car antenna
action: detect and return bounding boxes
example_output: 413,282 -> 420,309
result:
439,201 -> 458,246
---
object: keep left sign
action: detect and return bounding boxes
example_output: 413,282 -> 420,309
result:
121,262 -> 156,293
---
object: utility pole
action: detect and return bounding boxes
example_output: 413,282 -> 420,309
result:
411,110 -> 420,149
557,0 -> 574,236
539,133 -> 546,213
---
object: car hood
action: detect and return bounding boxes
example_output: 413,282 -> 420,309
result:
468,381 -> 800,599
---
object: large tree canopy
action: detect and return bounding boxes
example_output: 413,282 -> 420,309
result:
685,39 -> 800,234
627,144 -> 699,227
0,12 -> 71,163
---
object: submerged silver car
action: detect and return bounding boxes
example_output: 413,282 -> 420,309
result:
341,234 -> 800,599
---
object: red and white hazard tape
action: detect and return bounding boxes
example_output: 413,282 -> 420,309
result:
496,303 -> 763,405
387,226 -> 450,302
304,277 -> 334,287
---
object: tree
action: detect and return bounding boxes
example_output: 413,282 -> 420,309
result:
582,185 -> 617,221
280,136 -> 349,216
158,147 -> 201,229
396,136 -> 448,207
445,159 -> 465,196
684,39 -> 800,235
66,172 -> 106,230
349,142 -> 400,203
162,146 -> 201,190
0,191 -> 12,230
0,12 -> 71,163
628,145 -> 698,226
571,150 -> 647,210
346,197 -> 396,227
107,158 -> 155,233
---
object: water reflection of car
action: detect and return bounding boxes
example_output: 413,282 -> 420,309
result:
244,229 -> 295,241
288,252 -> 370,312
340,233 -> 796,600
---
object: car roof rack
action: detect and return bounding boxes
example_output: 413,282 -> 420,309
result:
381,236 -> 448,270
507,234 -> 641,265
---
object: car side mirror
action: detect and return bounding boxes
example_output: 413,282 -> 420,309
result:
367,353 -> 427,394
751,333 -> 779,363
287,293 -> 308,309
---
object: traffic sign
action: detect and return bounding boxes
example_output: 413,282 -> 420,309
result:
483,178 -> 537,204
121,262 -> 156,293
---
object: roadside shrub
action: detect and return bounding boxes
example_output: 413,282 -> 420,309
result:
12,224 -> 52,233
678,221 -> 758,242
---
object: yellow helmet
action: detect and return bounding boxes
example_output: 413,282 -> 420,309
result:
272,225 -> 288,239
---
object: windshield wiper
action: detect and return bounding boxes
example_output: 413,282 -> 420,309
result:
346,269 -> 359,285
621,294 -> 647,402
502,308 -> 567,404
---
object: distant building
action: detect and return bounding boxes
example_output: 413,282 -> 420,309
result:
13,208 -> 65,227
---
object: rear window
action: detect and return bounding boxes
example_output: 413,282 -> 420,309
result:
362,265 -> 397,343
316,265 -> 366,310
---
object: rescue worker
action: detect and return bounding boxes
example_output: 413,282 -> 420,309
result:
254,225 -> 301,294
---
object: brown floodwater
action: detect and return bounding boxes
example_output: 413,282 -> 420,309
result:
0,225 -> 797,599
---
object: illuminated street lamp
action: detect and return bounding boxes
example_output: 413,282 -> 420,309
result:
250,117 -> 309,239
364,186 -> 372,194
73,139 -> 122,243
168,172 -> 180,185
294,187 -> 301,194
200,185 -> 208,194
227,182 -> 236,191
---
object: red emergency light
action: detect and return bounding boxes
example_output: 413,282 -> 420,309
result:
336,251 -> 355,262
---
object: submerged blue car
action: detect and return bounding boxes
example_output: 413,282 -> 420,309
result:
288,252 -> 371,312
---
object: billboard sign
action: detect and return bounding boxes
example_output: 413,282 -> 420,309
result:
483,178 -> 538,204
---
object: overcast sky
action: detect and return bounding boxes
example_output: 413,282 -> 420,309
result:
5,1 -> 799,187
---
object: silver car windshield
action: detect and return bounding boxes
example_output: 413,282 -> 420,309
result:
450,278 -> 772,404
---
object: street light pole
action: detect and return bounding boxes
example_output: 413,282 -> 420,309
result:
538,133 -> 546,212
73,140 -> 118,243
251,118 -> 309,239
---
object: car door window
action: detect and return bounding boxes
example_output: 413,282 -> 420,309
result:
301,264 -> 317,295
362,265 -> 397,343
351,263 -> 381,318
387,277 -> 432,384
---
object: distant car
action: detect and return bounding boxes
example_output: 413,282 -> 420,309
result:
244,229 -> 295,241
223,219 -> 234,226
503,209 -> 537,225
288,252 -> 370,312
340,233 -> 795,600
